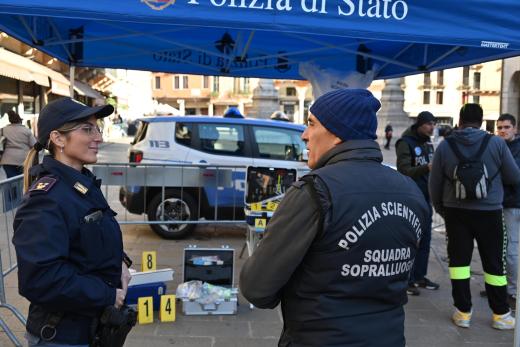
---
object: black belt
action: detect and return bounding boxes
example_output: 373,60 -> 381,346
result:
26,308 -> 94,345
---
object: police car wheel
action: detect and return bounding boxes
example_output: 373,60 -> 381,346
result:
147,190 -> 197,239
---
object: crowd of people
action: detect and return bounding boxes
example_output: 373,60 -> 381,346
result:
429,106 -> 519,329
395,104 -> 520,331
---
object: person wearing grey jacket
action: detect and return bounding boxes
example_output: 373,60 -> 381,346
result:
1,110 -> 36,177
240,89 -> 430,347
429,103 -> 520,330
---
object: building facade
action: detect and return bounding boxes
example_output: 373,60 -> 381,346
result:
152,74 -> 255,116
151,58 -> 517,131
401,60 -> 504,132
0,32 -> 111,128
136,57 -> 520,130
151,74 -> 313,123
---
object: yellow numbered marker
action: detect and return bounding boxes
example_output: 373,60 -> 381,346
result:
138,297 -> 154,324
255,218 -> 267,230
251,202 -> 262,211
141,251 -> 156,272
266,201 -> 278,211
160,295 -> 176,322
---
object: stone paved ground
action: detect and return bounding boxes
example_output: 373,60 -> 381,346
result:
1,222 -> 514,347
0,141 -> 515,346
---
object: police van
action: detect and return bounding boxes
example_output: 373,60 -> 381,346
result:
119,116 -> 308,239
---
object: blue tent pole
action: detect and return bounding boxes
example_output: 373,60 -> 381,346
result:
69,65 -> 75,98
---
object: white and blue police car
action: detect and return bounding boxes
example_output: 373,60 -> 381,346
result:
119,115 -> 308,239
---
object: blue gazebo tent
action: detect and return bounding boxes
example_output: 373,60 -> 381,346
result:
0,0 -> 517,81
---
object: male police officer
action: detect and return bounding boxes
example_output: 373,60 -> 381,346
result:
240,89 -> 430,347
396,111 -> 440,295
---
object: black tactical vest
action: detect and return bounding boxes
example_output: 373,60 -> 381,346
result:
279,158 -> 428,347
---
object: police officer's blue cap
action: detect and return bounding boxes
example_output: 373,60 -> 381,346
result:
37,97 -> 114,148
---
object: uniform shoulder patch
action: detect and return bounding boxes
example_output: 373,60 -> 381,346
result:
29,176 -> 57,193
292,180 -> 307,189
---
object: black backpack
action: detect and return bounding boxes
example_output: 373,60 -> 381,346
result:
446,134 -> 495,200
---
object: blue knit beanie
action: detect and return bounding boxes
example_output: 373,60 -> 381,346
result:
309,89 -> 380,141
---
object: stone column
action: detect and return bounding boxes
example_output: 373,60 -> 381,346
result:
249,79 -> 279,119
376,78 -> 411,142
177,99 -> 185,116
208,103 -> 214,116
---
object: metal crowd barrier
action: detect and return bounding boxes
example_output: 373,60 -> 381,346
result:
0,175 -> 26,347
0,162 -> 443,235
0,162 -> 291,345
90,162 -> 310,228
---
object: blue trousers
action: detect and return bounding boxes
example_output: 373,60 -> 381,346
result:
410,205 -> 432,283
3,164 -> 23,178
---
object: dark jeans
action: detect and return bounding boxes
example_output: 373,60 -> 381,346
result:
410,205 -> 432,283
384,136 -> 392,149
445,207 -> 509,314
3,164 -> 23,178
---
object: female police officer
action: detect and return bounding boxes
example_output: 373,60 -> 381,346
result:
12,97 -> 132,347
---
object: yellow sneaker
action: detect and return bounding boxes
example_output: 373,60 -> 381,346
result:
492,311 -> 515,330
452,309 -> 472,328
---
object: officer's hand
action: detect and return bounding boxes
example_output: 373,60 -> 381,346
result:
115,288 -> 126,309
121,262 -> 131,293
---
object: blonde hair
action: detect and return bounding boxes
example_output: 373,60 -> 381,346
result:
23,120 -> 88,192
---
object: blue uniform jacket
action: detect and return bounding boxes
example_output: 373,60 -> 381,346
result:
13,156 -> 124,343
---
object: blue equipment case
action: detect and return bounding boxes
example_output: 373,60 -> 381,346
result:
126,282 -> 166,311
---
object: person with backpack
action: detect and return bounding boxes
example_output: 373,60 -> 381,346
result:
395,111 -> 440,296
429,103 -> 520,330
